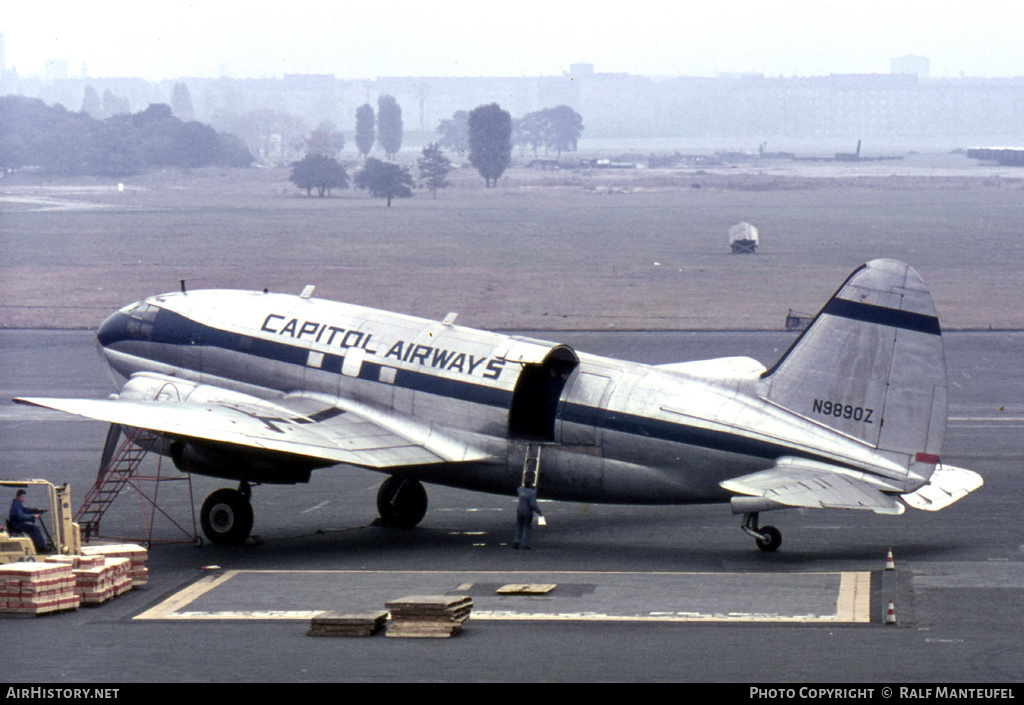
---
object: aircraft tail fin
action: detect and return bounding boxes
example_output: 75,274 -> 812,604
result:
761,260 -> 947,459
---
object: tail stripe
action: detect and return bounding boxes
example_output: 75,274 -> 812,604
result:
822,298 -> 941,336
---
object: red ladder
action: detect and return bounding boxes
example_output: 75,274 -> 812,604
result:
75,425 -> 198,545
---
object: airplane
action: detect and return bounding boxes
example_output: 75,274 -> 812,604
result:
14,259 -> 983,550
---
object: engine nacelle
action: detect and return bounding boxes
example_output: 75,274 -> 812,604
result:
169,439 -> 327,484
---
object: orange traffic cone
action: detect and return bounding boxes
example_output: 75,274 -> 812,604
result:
885,549 -> 895,570
885,599 -> 897,625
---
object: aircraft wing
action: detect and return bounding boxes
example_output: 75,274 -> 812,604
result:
720,456 -> 906,515
14,394 -> 490,469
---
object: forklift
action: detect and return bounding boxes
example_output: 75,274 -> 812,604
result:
1,479 -> 82,563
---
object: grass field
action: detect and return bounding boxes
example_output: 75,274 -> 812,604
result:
2,160 -> 1022,330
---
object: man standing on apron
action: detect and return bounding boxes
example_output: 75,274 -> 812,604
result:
514,473 -> 543,549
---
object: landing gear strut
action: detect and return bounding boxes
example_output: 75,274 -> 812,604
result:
376,476 -> 428,529
742,512 -> 782,552
200,482 -> 254,545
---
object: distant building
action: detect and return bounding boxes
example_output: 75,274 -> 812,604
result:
3,51 -> 1024,148
891,55 -> 930,79
283,74 -> 336,90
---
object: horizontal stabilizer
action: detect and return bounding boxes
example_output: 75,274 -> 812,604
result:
721,457 -> 905,515
901,464 -> 983,511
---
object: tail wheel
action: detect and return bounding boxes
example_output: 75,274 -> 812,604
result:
200,488 -> 254,545
756,525 -> 782,552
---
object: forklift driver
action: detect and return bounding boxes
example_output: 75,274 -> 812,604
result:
8,489 -> 47,552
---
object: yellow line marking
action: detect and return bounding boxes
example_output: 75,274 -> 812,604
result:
837,571 -> 872,622
135,570 -> 239,620
134,570 -> 871,623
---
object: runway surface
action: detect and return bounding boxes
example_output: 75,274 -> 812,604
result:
1,329 -> 1021,683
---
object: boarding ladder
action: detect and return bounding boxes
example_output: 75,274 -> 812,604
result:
75,425 -> 198,545
522,443 -> 543,489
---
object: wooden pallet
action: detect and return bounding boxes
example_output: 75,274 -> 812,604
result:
385,595 -> 473,638
496,583 -> 556,595
307,610 -> 389,637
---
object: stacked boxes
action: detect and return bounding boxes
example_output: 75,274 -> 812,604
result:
80,544 -> 149,588
384,595 -> 473,638
0,563 -> 80,615
73,556 -> 133,606
0,542 -> 149,615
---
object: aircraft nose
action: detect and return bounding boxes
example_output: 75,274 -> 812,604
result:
96,309 -> 130,349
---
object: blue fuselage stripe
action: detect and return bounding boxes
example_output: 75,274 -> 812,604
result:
823,298 -> 941,336
103,307 -> 813,464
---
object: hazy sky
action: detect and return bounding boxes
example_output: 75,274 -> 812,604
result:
3,0 -> 1023,81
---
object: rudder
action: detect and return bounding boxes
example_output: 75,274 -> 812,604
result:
761,260 -> 947,458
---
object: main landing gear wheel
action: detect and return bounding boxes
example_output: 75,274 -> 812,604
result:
376,476 -> 428,529
742,512 -> 782,552
200,488 -> 254,545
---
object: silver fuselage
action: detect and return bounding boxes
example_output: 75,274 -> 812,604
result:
96,289 -> 911,503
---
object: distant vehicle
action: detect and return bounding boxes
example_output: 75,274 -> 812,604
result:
580,158 -> 636,169
785,309 -> 813,331
729,222 -> 759,253
16,260 -> 982,551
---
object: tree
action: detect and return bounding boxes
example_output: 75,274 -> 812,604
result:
355,103 -> 375,159
515,106 -> 584,157
289,153 -> 350,197
544,105 -> 584,155
81,86 -> 101,117
417,143 -> 453,198
178,121 -> 223,168
171,82 -> 195,121
354,157 -> 413,206
0,95 -> 251,175
227,108 -> 306,161
88,116 -> 143,176
436,110 -> 468,156
468,103 -> 512,187
377,95 -> 403,160
515,111 -> 547,156
306,120 -> 344,157
306,130 -> 336,157
102,89 -> 130,118
215,132 -> 255,167
132,103 -> 180,167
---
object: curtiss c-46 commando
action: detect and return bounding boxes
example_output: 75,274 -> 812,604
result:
16,260 -> 982,550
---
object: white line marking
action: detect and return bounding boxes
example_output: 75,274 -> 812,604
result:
301,501 -> 329,514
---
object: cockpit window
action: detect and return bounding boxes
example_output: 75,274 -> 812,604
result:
126,303 -> 158,339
